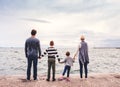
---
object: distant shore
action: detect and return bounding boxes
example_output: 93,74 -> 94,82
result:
0,73 -> 120,87
93,47 -> 120,49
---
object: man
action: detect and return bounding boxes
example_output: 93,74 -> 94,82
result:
74,35 -> 89,78
25,29 -> 41,80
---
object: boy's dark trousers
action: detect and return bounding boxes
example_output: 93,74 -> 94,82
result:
27,56 -> 38,80
79,60 -> 88,78
47,59 -> 55,80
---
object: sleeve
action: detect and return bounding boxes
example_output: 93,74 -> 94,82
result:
41,48 -> 47,57
38,40 -> 41,57
59,58 -> 66,63
43,49 -> 47,55
72,58 -> 75,63
42,48 -> 48,57
55,49 -> 59,57
25,41 -> 28,58
86,43 -> 89,63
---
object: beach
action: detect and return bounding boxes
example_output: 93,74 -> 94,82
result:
0,73 -> 120,87
0,48 -> 120,87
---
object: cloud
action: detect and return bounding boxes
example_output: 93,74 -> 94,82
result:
0,0 -> 117,13
0,0 -> 120,47
21,18 -> 51,23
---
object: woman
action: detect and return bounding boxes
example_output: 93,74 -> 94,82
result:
74,35 -> 89,78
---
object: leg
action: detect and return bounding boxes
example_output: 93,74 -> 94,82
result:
27,58 -> 32,80
84,62 -> 88,78
79,60 -> 83,78
47,60 -> 52,80
62,65 -> 67,76
52,61 -> 56,81
33,57 -> 38,80
67,66 -> 71,77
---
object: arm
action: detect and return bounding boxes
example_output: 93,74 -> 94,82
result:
42,51 -> 47,57
55,49 -> 59,58
59,58 -> 66,64
74,48 -> 79,57
73,58 -> 75,63
41,48 -> 48,57
59,61 -> 65,64
74,44 -> 81,59
86,43 -> 89,63
25,41 -> 28,58
38,41 -> 41,58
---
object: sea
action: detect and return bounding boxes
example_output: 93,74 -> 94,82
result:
0,47 -> 120,75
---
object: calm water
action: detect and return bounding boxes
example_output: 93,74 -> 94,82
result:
0,47 -> 120,75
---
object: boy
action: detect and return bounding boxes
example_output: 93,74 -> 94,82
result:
58,51 -> 74,81
43,40 -> 59,81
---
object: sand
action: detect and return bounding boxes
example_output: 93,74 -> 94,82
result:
0,73 -> 120,87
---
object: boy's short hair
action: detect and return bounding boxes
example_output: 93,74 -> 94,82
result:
50,40 -> 54,46
31,29 -> 37,35
66,51 -> 70,56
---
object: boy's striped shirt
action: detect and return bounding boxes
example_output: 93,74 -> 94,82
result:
45,47 -> 58,59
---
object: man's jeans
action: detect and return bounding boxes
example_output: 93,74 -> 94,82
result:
27,56 -> 38,80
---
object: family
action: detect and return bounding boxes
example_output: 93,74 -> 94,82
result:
25,29 -> 89,81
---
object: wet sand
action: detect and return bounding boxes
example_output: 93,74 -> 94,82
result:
0,73 -> 120,87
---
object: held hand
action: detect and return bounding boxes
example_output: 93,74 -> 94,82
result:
73,57 -> 75,60
41,55 -> 44,57
58,58 -> 60,62
74,54 -> 76,57
26,55 -> 28,58
73,55 -> 76,60
56,55 -> 59,57
44,52 -> 46,55
87,61 -> 89,64
38,56 -> 41,59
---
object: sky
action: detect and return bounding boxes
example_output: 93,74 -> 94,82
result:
0,0 -> 120,47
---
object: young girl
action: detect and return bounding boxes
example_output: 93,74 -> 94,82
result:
58,51 -> 74,81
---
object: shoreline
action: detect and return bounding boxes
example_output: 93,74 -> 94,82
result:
0,73 -> 120,87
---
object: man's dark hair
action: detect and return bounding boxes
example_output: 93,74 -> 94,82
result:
31,29 -> 37,35
66,51 -> 70,56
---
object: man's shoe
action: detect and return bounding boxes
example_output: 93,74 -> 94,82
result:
26,79 -> 31,82
27,78 -> 30,80
80,76 -> 83,78
34,78 -> 38,81
46,79 -> 50,81
52,78 -> 56,81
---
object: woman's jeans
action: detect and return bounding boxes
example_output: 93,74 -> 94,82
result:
79,60 -> 88,78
